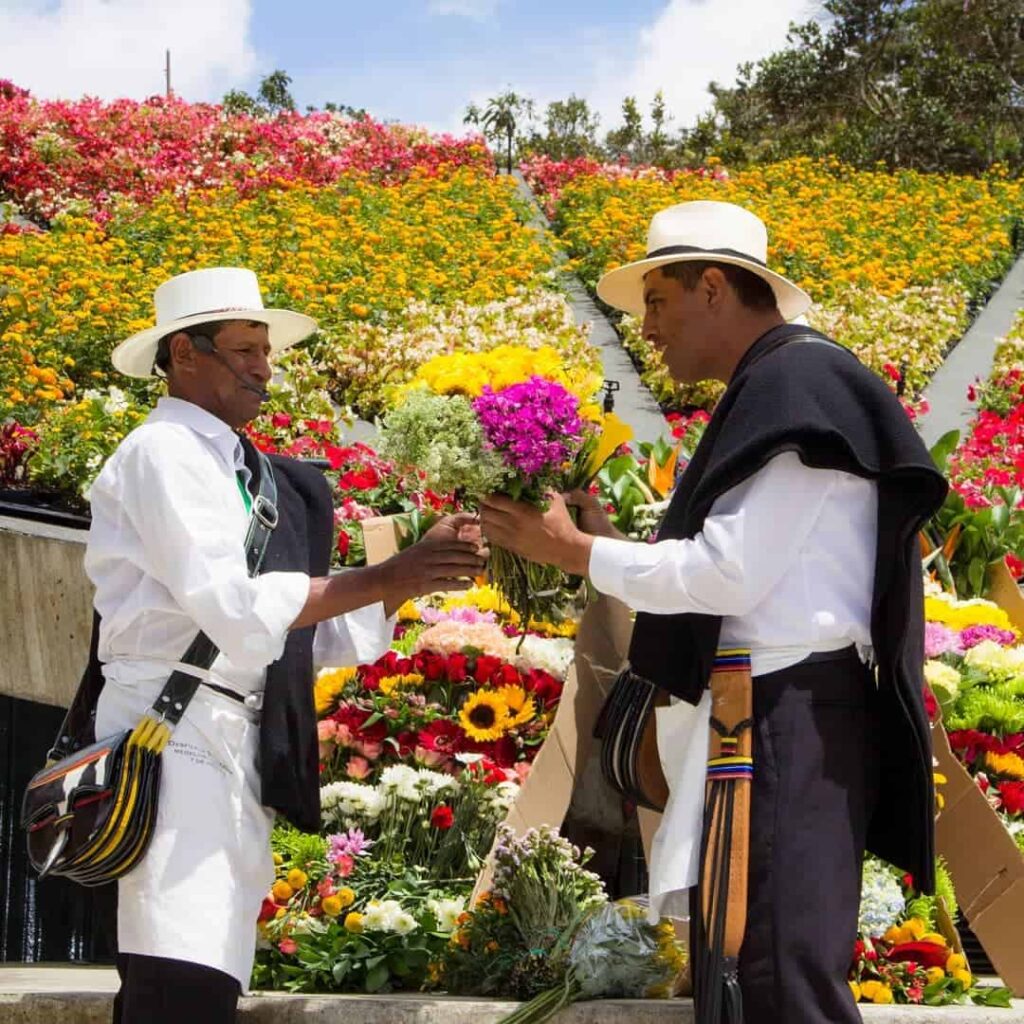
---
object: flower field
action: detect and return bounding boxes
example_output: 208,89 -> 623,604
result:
0,82 -> 491,223
530,155 -> 1024,410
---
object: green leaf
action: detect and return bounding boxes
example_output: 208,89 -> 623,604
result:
929,430 -> 961,474
331,961 -> 350,985
365,963 -> 390,992
972,987 -> 1013,1008
967,558 -> 986,596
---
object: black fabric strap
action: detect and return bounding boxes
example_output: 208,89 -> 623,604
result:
646,244 -> 769,269
151,448 -> 277,728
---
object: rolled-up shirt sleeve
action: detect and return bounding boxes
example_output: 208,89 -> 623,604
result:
587,451 -> 835,616
314,599 -> 397,670
114,436 -> 310,669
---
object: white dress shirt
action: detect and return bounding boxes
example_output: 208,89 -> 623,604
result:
85,396 -> 393,696
588,450 -> 878,676
86,396 -> 394,988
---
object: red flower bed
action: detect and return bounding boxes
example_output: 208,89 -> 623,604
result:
0,81 -> 492,223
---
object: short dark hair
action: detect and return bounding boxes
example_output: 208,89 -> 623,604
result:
660,259 -> 777,312
153,319 -> 265,375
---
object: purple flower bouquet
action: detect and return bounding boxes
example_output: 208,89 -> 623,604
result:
473,376 -> 591,626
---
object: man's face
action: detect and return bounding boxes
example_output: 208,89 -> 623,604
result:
640,267 -> 715,385
171,320 -> 272,429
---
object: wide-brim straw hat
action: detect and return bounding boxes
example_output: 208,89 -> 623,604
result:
111,267 -> 318,378
596,200 -> 811,321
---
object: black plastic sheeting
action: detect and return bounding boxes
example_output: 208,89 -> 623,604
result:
0,693 -> 116,962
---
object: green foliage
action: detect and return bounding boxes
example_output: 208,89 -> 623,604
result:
681,0 -> 1024,174
222,69 -> 297,118
944,686 -> 1024,734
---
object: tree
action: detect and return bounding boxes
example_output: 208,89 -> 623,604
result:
605,96 -> 644,162
221,69 -> 297,118
258,70 -> 296,114
463,90 -> 535,173
692,0 -> 1024,172
532,94 -> 601,160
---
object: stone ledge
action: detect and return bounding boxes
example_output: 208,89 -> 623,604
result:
0,968 -> 1021,1023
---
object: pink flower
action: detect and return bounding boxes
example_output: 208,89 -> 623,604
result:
333,853 -> 355,878
278,938 -> 298,955
317,878 -> 336,898
345,755 -> 371,780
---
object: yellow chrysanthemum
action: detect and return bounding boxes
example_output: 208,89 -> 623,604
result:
344,912 -> 364,933
459,690 -> 512,741
497,684 -> 536,727
946,952 -> 967,972
924,595 -> 1015,634
952,968 -> 973,987
926,967 -> 945,984
286,869 -> 308,890
378,672 -> 425,697
337,887 -> 356,909
984,750 -> 1024,780
321,895 -> 343,917
314,666 -> 358,715
271,880 -> 294,903
397,599 -> 421,622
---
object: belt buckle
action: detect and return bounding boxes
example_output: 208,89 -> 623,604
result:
252,495 -> 278,530
244,691 -> 264,712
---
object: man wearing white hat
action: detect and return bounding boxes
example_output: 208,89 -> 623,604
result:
86,267 -> 486,1022
482,201 -> 946,1022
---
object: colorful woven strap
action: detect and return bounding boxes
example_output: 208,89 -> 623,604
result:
713,648 -> 751,673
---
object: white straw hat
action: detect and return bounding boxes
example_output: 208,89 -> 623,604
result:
111,267 -> 318,378
596,200 -> 811,321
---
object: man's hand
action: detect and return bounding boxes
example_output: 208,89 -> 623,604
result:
563,489 -> 624,540
480,493 -> 593,576
290,512 -> 488,631
382,512 -> 489,607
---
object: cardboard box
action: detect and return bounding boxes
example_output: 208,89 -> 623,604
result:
988,559 -> 1024,632
934,721 -> 1024,994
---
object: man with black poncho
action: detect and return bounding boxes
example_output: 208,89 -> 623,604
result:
88,267 -> 487,1023
480,201 -> 947,1023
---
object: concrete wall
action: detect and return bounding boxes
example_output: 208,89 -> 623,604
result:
0,516 -> 92,708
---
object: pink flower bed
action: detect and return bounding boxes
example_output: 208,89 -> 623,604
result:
0,80 -> 492,223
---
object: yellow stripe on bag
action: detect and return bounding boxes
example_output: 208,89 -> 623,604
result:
66,744 -> 142,866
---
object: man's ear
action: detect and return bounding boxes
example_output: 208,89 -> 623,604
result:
168,332 -> 197,376
701,266 -> 728,311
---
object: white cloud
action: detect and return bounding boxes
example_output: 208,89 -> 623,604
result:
428,0 -> 499,20
592,0 -> 820,133
0,0 -> 258,101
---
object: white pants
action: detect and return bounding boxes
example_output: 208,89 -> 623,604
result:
95,672 -> 275,989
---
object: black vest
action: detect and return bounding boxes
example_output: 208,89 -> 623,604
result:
241,440 -> 334,833
627,324 -> 948,888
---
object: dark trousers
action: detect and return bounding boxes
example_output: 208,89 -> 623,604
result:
737,649 -> 880,1024
113,953 -> 240,1023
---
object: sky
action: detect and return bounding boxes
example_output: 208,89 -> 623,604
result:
0,0 -> 821,137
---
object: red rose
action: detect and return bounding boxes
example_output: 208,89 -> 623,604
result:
492,663 -> 521,688
886,942 -> 948,970
997,780 -> 1024,815
472,654 -> 504,684
524,668 -> 563,707
1006,552 -> 1024,580
446,653 -> 468,683
430,805 -> 454,830
336,529 -> 350,558
414,651 -> 447,681
271,412 -> 292,428
258,897 -> 278,922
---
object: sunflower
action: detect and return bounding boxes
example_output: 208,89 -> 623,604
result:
459,690 -> 512,742
497,684 -> 536,728
315,666 -> 358,715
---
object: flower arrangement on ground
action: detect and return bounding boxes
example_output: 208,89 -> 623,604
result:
436,825 -> 685,1022
850,856 -> 1010,1006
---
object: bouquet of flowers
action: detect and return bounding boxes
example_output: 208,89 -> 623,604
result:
437,825 -> 686,1019
380,347 -> 632,627
850,856 -> 1011,1007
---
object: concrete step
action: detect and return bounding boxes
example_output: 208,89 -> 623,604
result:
0,967 -> 1020,1023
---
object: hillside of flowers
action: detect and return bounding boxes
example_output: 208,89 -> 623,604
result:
523,154 -> 1024,411
0,81 -> 491,224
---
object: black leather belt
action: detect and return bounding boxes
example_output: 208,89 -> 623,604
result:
802,645 -> 860,665
202,682 -> 263,710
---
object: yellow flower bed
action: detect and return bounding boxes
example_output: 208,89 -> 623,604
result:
0,169 -> 561,423
556,157 -> 1024,300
